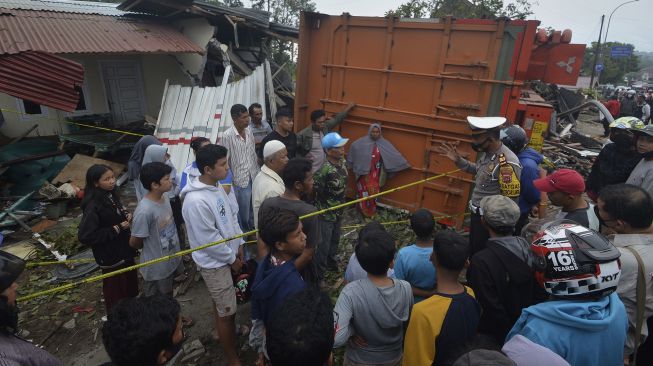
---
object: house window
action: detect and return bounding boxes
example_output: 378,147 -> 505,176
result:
75,86 -> 87,111
67,82 -> 92,116
23,100 -> 43,115
16,98 -> 49,119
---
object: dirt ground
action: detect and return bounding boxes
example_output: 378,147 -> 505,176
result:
10,179 -> 413,365
9,111 -> 607,365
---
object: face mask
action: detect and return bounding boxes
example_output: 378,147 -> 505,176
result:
471,137 -> 490,152
594,206 -> 618,229
612,134 -> 632,148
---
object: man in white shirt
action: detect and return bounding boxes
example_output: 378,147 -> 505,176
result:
221,104 -> 260,231
252,140 -> 288,228
596,184 -> 653,365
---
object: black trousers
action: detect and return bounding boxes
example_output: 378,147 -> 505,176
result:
635,316 -> 653,364
170,196 -> 186,248
514,212 -> 530,237
470,212 -> 490,257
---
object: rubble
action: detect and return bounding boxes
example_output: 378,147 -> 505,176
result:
180,339 -> 206,364
62,317 -> 76,330
541,129 -> 604,178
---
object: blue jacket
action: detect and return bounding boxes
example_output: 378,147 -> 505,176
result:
506,292 -> 628,366
517,148 -> 543,214
179,161 -> 233,192
251,254 -> 306,324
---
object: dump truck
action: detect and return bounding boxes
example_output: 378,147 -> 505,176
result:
294,12 -> 585,224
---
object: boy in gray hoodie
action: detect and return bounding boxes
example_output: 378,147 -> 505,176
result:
181,144 -> 244,366
334,230 -> 413,366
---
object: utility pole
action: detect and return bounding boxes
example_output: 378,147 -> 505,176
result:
589,15 -> 605,90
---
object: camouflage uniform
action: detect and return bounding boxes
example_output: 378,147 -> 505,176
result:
314,157 -> 347,278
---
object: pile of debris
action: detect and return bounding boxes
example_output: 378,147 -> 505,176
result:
541,130 -> 602,178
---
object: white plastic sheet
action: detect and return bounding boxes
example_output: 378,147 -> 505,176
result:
154,64 -> 267,176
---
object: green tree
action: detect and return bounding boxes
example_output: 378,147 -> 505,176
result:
252,0 -> 316,27
582,42 -> 639,84
387,0 -> 533,20
252,0 -> 316,72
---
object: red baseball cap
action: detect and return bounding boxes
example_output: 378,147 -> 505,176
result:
533,169 -> 585,195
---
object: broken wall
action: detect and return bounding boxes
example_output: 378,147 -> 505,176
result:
172,18 -> 216,84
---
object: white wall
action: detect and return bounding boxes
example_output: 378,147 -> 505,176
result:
172,18 -> 214,82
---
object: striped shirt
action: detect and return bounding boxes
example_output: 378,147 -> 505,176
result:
221,125 -> 260,188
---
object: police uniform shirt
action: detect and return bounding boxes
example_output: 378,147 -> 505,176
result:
456,143 -> 522,207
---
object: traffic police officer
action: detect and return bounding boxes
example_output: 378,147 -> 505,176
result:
437,116 -> 522,255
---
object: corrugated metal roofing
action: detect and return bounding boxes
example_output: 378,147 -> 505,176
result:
0,50 -> 83,111
118,0 -> 299,39
2,0 -> 128,16
0,9 -> 205,55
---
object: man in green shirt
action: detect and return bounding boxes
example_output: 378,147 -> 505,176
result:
314,132 -> 349,282
297,103 -> 355,173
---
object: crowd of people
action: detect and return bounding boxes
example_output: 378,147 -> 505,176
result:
601,89 -> 652,136
1,102 -> 653,366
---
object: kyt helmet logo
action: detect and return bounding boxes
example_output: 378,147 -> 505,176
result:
556,57 -> 577,74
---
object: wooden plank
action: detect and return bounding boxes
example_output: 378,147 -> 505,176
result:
52,154 -> 125,189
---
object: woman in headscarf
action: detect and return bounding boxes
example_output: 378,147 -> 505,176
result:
128,135 -> 162,197
347,123 -> 410,217
134,144 -> 169,201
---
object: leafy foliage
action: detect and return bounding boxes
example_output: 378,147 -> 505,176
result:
387,0 -> 534,20
581,41 -> 640,84
251,0 -> 316,74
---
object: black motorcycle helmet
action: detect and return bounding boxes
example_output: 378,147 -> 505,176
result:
0,251 -> 25,293
500,125 -> 528,154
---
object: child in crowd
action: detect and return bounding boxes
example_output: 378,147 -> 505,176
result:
334,231 -> 413,366
394,209 -> 437,302
403,230 -> 481,366
266,288 -> 335,366
250,206 -> 307,364
467,195 -> 538,342
180,137 -> 234,195
258,157 -> 319,285
129,162 -> 181,297
344,221 -> 395,283
78,164 -> 138,314
102,295 -> 184,366
181,144 -> 244,366
314,132 -> 349,279
505,222 -> 628,366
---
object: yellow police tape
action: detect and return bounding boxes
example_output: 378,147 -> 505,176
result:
26,213 -> 469,268
339,213 -> 470,231
17,168 -> 462,302
0,108 -> 146,137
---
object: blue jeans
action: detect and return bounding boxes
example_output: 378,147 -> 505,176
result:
233,180 -> 254,232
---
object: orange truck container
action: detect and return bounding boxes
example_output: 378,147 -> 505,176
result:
295,13 -> 585,224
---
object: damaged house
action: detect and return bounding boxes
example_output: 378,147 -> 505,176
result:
0,0 -> 297,140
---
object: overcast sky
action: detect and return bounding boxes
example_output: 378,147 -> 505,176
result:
296,0 -> 652,52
